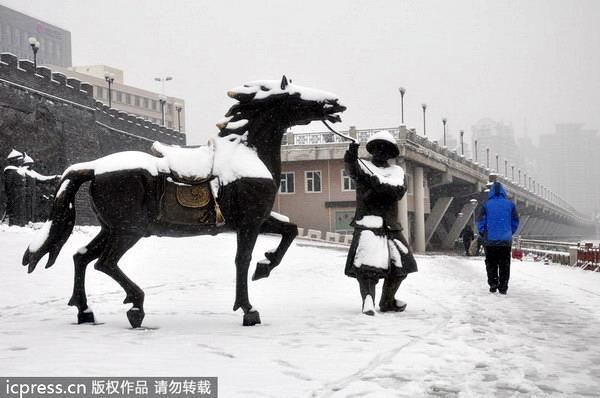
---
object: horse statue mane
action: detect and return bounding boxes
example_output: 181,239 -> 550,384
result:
216,75 -> 341,140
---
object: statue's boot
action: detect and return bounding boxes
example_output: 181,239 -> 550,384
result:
358,277 -> 377,316
379,277 -> 407,312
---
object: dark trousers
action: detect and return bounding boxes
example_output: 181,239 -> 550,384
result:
485,246 -> 511,291
463,238 -> 473,256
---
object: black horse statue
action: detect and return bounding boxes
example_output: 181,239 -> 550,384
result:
22,76 -> 346,327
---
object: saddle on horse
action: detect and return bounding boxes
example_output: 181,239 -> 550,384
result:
151,141 -> 225,226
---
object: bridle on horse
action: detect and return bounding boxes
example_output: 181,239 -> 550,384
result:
321,120 -> 376,175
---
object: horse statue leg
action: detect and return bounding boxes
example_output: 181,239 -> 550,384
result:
93,232 -> 145,328
68,228 -> 109,324
252,216 -> 298,281
233,226 -> 262,326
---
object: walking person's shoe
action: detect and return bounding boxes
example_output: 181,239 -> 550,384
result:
489,286 -> 498,293
498,289 -> 507,295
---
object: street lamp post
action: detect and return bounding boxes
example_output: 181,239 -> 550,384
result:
442,118 -> 447,146
154,76 -> 173,95
175,103 -> 183,132
460,130 -> 464,155
155,76 -> 173,126
474,140 -> 478,162
518,169 -> 521,185
159,94 -> 167,127
398,87 -> 406,124
421,103 -> 427,136
504,160 -> 508,177
495,154 -> 499,173
28,37 -> 40,70
511,165 -> 515,181
104,72 -> 115,107
486,148 -> 490,169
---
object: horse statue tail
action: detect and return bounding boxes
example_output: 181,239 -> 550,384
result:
22,167 -> 95,273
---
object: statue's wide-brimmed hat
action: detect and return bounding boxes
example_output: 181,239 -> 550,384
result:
366,130 -> 399,158
23,153 -> 34,165
7,149 -> 23,160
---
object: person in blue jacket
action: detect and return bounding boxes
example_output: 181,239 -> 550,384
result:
477,181 -> 519,294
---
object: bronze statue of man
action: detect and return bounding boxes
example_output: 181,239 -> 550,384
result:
344,131 -> 418,315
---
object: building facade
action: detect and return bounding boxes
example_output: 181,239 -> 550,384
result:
275,126 -> 431,245
50,65 -> 186,132
537,124 -> 600,216
0,4 -> 72,67
471,118 -> 523,175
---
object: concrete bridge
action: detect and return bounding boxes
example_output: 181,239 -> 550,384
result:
279,125 -> 596,252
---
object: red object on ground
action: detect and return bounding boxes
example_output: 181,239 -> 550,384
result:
512,249 -> 524,261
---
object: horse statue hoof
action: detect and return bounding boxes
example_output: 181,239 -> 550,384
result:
252,261 -> 271,281
242,310 -> 261,326
77,309 -> 96,324
127,307 -> 145,328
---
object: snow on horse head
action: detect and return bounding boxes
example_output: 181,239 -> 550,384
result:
22,75 -> 346,328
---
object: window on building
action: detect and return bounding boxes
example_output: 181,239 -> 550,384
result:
151,100 -> 157,111
167,121 -> 172,128
335,211 -> 355,234
341,169 -> 356,191
406,174 -> 412,194
116,91 -> 123,103
305,171 -> 322,193
280,172 -> 295,193
96,86 -> 104,99
125,93 -> 131,105
135,95 -> 141,107
143,98 -> 149,108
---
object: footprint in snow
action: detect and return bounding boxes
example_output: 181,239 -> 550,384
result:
8,346 -> 28,351
282,370 -> 312,381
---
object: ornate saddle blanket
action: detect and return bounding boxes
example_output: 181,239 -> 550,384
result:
152,141 -> 224,226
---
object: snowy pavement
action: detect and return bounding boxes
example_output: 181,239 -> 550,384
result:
0,225 -> 599,397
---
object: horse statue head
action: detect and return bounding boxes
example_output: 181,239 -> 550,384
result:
216,75 -> 346,182
217,75 -> 346,143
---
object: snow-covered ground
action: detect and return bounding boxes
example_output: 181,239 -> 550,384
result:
1,225 -> 599,397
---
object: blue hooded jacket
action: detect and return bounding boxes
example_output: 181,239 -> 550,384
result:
477,182 -> 519,246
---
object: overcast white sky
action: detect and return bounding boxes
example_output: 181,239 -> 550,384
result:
3,0 -> 600,144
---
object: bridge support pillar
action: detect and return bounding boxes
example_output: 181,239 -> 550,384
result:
398,195 -> 409,241
515,215 -> 530,236
443,200 -> 478,249
425,196 -> 454,247
540,219 -> 552,237
414,166 -> 426,252
525,217 -> 542,237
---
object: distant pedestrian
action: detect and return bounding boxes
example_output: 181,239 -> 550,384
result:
459,224 -> 475,256
344,131 -> 418,316
476,181 -> 519,295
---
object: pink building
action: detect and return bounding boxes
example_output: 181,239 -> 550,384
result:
275,126 -> 431,245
